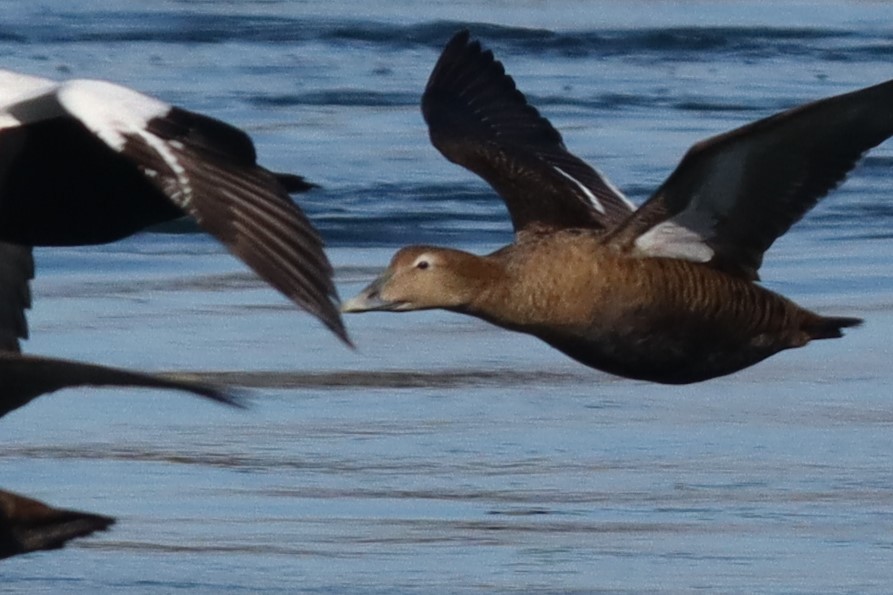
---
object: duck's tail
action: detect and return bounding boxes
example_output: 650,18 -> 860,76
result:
805,315 -> 863,340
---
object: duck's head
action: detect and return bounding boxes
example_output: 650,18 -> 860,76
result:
341,246 -> 489,313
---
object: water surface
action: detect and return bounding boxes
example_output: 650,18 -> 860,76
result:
2,1 -> 893,592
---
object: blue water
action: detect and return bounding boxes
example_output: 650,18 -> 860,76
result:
2,1 -> 893,592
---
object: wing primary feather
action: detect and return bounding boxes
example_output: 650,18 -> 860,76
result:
421,30 -> 635,233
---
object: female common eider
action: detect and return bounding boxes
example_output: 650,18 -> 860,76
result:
343,30 -> 893,384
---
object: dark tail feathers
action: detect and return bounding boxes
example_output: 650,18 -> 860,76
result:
806,315 -> 863,340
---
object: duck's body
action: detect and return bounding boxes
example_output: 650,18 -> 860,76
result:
492,233 -> 855,383
343,31 -> 890,383
362,233 -> 857,383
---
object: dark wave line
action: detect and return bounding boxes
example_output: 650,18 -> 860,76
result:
4,15 -> 886,61
234,88 -> 784,112
185,368 -> 592,389
246,90 -> 418,108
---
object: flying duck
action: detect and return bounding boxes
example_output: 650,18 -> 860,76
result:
0,242 -> 244,417
0,69 -> 347,343
0,488 -> 114,559
342,30 -> 893,384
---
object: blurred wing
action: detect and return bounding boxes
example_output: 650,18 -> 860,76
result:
422,30 -> 634,234
0,352 -> 246,417
0,243 -> 34,353
0,489 -> 114,559
121,107 -> 347,342
607,78 -> 893,280
0,74 -> 347,343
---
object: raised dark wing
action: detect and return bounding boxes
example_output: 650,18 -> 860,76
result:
606,78 -> 893,280
422,30 -> 635,234
0,489 -> 114,559
0,243 -> 34,353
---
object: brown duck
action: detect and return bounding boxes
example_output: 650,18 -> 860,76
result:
0,488 -> 114,559
0,242 -> 243,418
343,30 -> 893,384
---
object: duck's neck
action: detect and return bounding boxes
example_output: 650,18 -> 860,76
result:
458,234 -> 608,333
441,250 -> 509,316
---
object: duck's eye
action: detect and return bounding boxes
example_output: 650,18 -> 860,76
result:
416,260 -> 430,270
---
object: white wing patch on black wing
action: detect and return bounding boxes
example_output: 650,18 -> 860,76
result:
55,80 -> 170,150
53,81 -> 199,207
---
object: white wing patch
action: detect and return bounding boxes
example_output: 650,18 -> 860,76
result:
634,143 -> 749,262
56,80 -> 169,150
0,73 -> 193,207
634,215 -> 715,263
552,165 -> 606,214
0,71 -> 63,131
0,70 -> 58,114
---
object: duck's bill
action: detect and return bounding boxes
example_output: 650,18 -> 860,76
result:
341,278 -> 405,313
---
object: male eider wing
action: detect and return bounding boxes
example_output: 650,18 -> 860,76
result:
0,489 -> 115,559
422,31 -> 635,233
0,72 -> 347,343
606,78 -> 893,280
